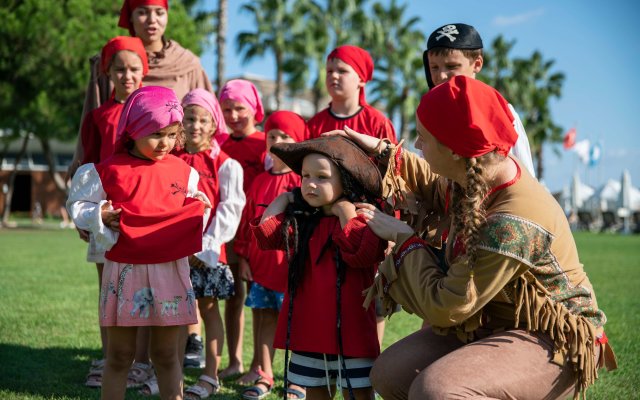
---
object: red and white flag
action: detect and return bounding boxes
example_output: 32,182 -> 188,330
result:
563,127 -> 576,149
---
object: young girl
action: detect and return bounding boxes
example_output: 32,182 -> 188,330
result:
67,86 -> 211,400
251,136 -> 388,400
218,79 -> 267,382
234,111 -> 306,399
78,35 -> 150,389
173,88 -> 246,399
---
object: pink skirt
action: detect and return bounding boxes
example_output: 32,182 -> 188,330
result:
99,257 -> 198,327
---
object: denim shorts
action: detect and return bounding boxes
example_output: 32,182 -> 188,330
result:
244,281 -> 284,311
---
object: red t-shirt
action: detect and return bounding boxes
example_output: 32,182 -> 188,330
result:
307,104 -> 397,143
81,98 -> 123,164
252,214 -> 386,358
220,131 -> 266,191
96,153 -> 204,264
234,170 -> 300,292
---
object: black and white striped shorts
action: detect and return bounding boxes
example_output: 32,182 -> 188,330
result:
287,351 -> 374,389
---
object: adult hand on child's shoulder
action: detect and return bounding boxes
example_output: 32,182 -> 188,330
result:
100,200 -> 122,232
355,202 -> 413,242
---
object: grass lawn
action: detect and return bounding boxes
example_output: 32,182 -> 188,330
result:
0,227 -> 638,399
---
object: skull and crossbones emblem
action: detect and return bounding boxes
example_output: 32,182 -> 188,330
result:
166,100 -> 180,113
436,25 -> 459,42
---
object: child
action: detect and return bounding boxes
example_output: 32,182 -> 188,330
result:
174,88 -> 246,399
234,111 -> 306,399
423,23 -> 536,178
77,35 -> 151,389
67,86 -> 211,400
307,45 -> 396,144
217,79 -> 267,381
251,135 -> 388,400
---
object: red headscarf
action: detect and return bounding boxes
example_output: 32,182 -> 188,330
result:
118,0 -> 169,36
327,45 -> 374,105
100,36 -> 149,76
416,75 -> 517,158
264,111 -> 307,143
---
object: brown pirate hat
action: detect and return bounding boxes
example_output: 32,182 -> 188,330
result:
270,135 -> 383,198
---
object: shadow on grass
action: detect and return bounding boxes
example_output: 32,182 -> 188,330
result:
0,343 -> 101,398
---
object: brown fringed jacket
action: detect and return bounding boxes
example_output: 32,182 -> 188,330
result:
364,144 -> 617,399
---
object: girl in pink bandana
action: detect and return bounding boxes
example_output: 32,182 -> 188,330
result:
67,86 -> 211,400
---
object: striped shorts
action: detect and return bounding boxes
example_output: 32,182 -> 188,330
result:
287,351 -> 374,389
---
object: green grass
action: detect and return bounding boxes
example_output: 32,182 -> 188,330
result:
0,228 -> 637,399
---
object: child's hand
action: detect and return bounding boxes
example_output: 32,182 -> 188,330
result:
101,201 -> 122,232
238,257 -> 253,282
193,192 -> 212,208
76,227 -> 90,243
331,197 -> 356,217
189,255 -> 206,268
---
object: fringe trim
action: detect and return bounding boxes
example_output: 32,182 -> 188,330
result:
512,272 -> 598,400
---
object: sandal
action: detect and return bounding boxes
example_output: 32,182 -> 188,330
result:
185,375 -> 221,399
138,376 -> 159,396
127,362 -> 154,389
241,369 -> 274,400
285,385 -> 307,400
236,368 -> 261,385
84,359 -> 105,388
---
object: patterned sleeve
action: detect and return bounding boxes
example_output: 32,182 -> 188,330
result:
195,158 -> 246,267
66,163 -> 118,251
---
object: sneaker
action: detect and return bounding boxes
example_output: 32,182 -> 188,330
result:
183,333 -> 204,368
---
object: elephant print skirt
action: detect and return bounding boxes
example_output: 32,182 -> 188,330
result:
99,257 -> 198,327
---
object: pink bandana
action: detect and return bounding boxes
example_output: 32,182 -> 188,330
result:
182,88 -> 229,155
116,86 -> 183,152
219,79 -> 264,123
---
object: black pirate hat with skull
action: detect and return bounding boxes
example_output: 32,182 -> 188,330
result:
423,23 -> 484,88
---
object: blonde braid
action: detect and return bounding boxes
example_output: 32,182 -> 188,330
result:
450,156 -> 490,319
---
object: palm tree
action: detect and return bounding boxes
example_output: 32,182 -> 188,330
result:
236,0 -> 302,109
215,0 -> 227,92
367,0 -> 425,139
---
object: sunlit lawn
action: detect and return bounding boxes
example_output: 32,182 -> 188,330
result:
0,225 -> 637,399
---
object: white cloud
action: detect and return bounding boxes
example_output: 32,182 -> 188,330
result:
493,8 -> 545,26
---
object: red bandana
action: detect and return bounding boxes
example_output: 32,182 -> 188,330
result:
100,36 -> 149,76
327,45 -> 373,105
118,0 -> 169,36
416,75 -> 517,158
264,110 -> 307,143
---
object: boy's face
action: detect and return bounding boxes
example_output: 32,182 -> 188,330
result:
183,105 -> 216,150
109,50 -> 144,100
131,122 -> 180,161
428,50 -> 483,86
131,6 -> 167,44
325,58 -> 365,101
301,153 -> 343,212
266,129 -> 295,154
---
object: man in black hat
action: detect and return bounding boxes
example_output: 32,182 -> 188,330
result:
423,23 -> 536,178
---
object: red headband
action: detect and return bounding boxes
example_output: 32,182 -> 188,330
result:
100,36 -> 149,76
264,111 -> 307,143
416,75 -> 517,158
118,0 -> 169,36
327,45 -> 373,105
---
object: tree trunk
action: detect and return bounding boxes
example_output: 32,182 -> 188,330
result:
39,136 -> 68,194
0,137 -> 11,166
275,50 -> 284,110
535,145 -> 544,181
215,0 -> 227,92
2,133 -> 30,227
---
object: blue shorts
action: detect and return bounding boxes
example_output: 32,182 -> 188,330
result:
244,281 -> 284,311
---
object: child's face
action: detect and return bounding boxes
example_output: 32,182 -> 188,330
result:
131,122 -> 180,161
266,129 -> 295,154
131,6 -> 168,44
301,153 -> 343,212
183,105 -> 216,150
325,58 -> 365,102
109,51 -> 144,100
428,50 -> 483,86
221,99 -> 256,136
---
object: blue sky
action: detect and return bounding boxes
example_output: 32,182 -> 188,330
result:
199,1 -> 640,193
